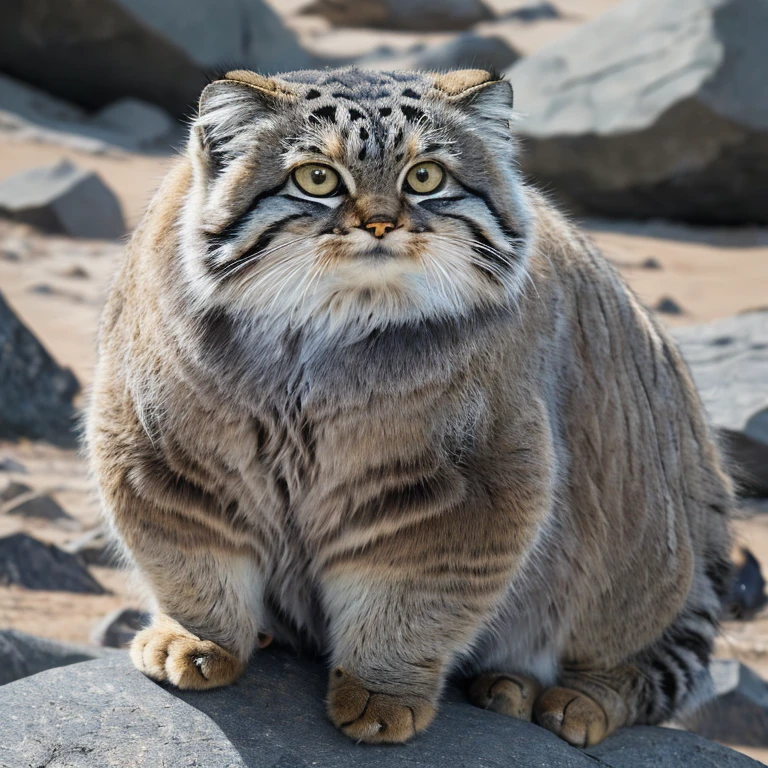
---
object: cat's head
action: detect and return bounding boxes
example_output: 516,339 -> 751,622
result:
181,67 -> 532,336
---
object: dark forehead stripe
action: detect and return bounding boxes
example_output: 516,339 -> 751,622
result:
276,68 -> 441,166
310,105 -> 337,123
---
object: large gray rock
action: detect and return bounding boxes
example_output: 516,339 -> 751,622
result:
0,630 -> 115,686
507,0 -> 768,224
0,160 -> 125,238
0,71 -> 180,153
360,34 -> 519,73
0,651 -> 759,767
91,97 -> 176,149
746,407 -> 768,446
0,290 -> 79,445
3,492 -> 77,524
115,0 -> 313,74
672,311 -> 768,431
302,0 -> 494,31
0,533 -> 107,594
0,0 -> 208,118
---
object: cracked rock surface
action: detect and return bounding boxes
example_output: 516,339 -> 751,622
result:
0,651 -> 760,767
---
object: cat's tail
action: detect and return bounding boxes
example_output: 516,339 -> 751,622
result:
632,555 -> 731,724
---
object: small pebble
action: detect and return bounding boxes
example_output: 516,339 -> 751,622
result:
0,458 -> 27,474
61,265 -> 89,279
654,296 -> 684,315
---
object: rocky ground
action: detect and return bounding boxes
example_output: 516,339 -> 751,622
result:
1,0 -> 768,764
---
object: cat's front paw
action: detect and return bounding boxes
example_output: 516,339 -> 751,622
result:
534,686 -> 609,747
327,668 -> 436,743
130,614 -> 244,691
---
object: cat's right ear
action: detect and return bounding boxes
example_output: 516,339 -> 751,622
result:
192,70 -> 295,174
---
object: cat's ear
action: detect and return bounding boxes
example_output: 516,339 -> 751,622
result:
431,69 -> 513,120
192,70 -> 296,172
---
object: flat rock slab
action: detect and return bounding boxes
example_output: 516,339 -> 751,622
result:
0,651 -> 759,767
672,311 -> 768,431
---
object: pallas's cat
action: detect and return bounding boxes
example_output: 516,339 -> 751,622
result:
87,68 -> 732,746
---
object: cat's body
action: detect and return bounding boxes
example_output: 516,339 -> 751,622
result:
87,68 -> 732,746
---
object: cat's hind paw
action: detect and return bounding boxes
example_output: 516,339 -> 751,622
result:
534,686 -> 609,747
468,673 -> 540,721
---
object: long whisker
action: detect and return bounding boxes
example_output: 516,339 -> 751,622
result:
263,256 -> 315,316
429,233 -> 538,299
430,233 -> 519,266
215,235 -> 314,280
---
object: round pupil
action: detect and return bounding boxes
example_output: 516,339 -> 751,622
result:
310,168 -> 327,186
415,167 -> 430,183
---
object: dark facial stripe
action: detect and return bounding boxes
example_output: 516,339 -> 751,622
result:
205,182 -> 287,249
419,203 -> 515,281
206,213 -> 309,278
453,179 -> 522,242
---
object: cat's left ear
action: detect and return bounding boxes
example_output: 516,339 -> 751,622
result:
430,69 -> 513,119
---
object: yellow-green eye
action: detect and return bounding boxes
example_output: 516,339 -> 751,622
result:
293,164 -> 341,197
405,162 -> 444,195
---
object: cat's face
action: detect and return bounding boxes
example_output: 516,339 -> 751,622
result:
181,68 -> 531,335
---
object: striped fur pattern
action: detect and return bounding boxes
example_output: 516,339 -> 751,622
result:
86,68 -> 733,746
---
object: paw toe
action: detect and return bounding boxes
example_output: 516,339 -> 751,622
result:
534,687 -> 608,747
327,668 -> 435,744
469,674 -> 540,721
129,619 -> 243,691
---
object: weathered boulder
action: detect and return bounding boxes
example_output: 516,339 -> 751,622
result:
0,0 -> 208,118
501,2 -> 559,22
3,492 -> 77,524
0,480 -> 31,503
302,0 -> 494,31
0,533 -> 107,594
0,290 -> 79,445
507,0 -> 768,224
0,73 -> 181,153
0,160 -> 125,238
0,651 -> 760,767
90,97 -> 176,149
90,607 -> 149,648
672,311 -> 768,431
64,524 -> 116,567
0,457 -> 27,474
115,0 -> 313,74
361,34 -> 519,73
746,407 -> 768,446
0,629 -> 115,686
